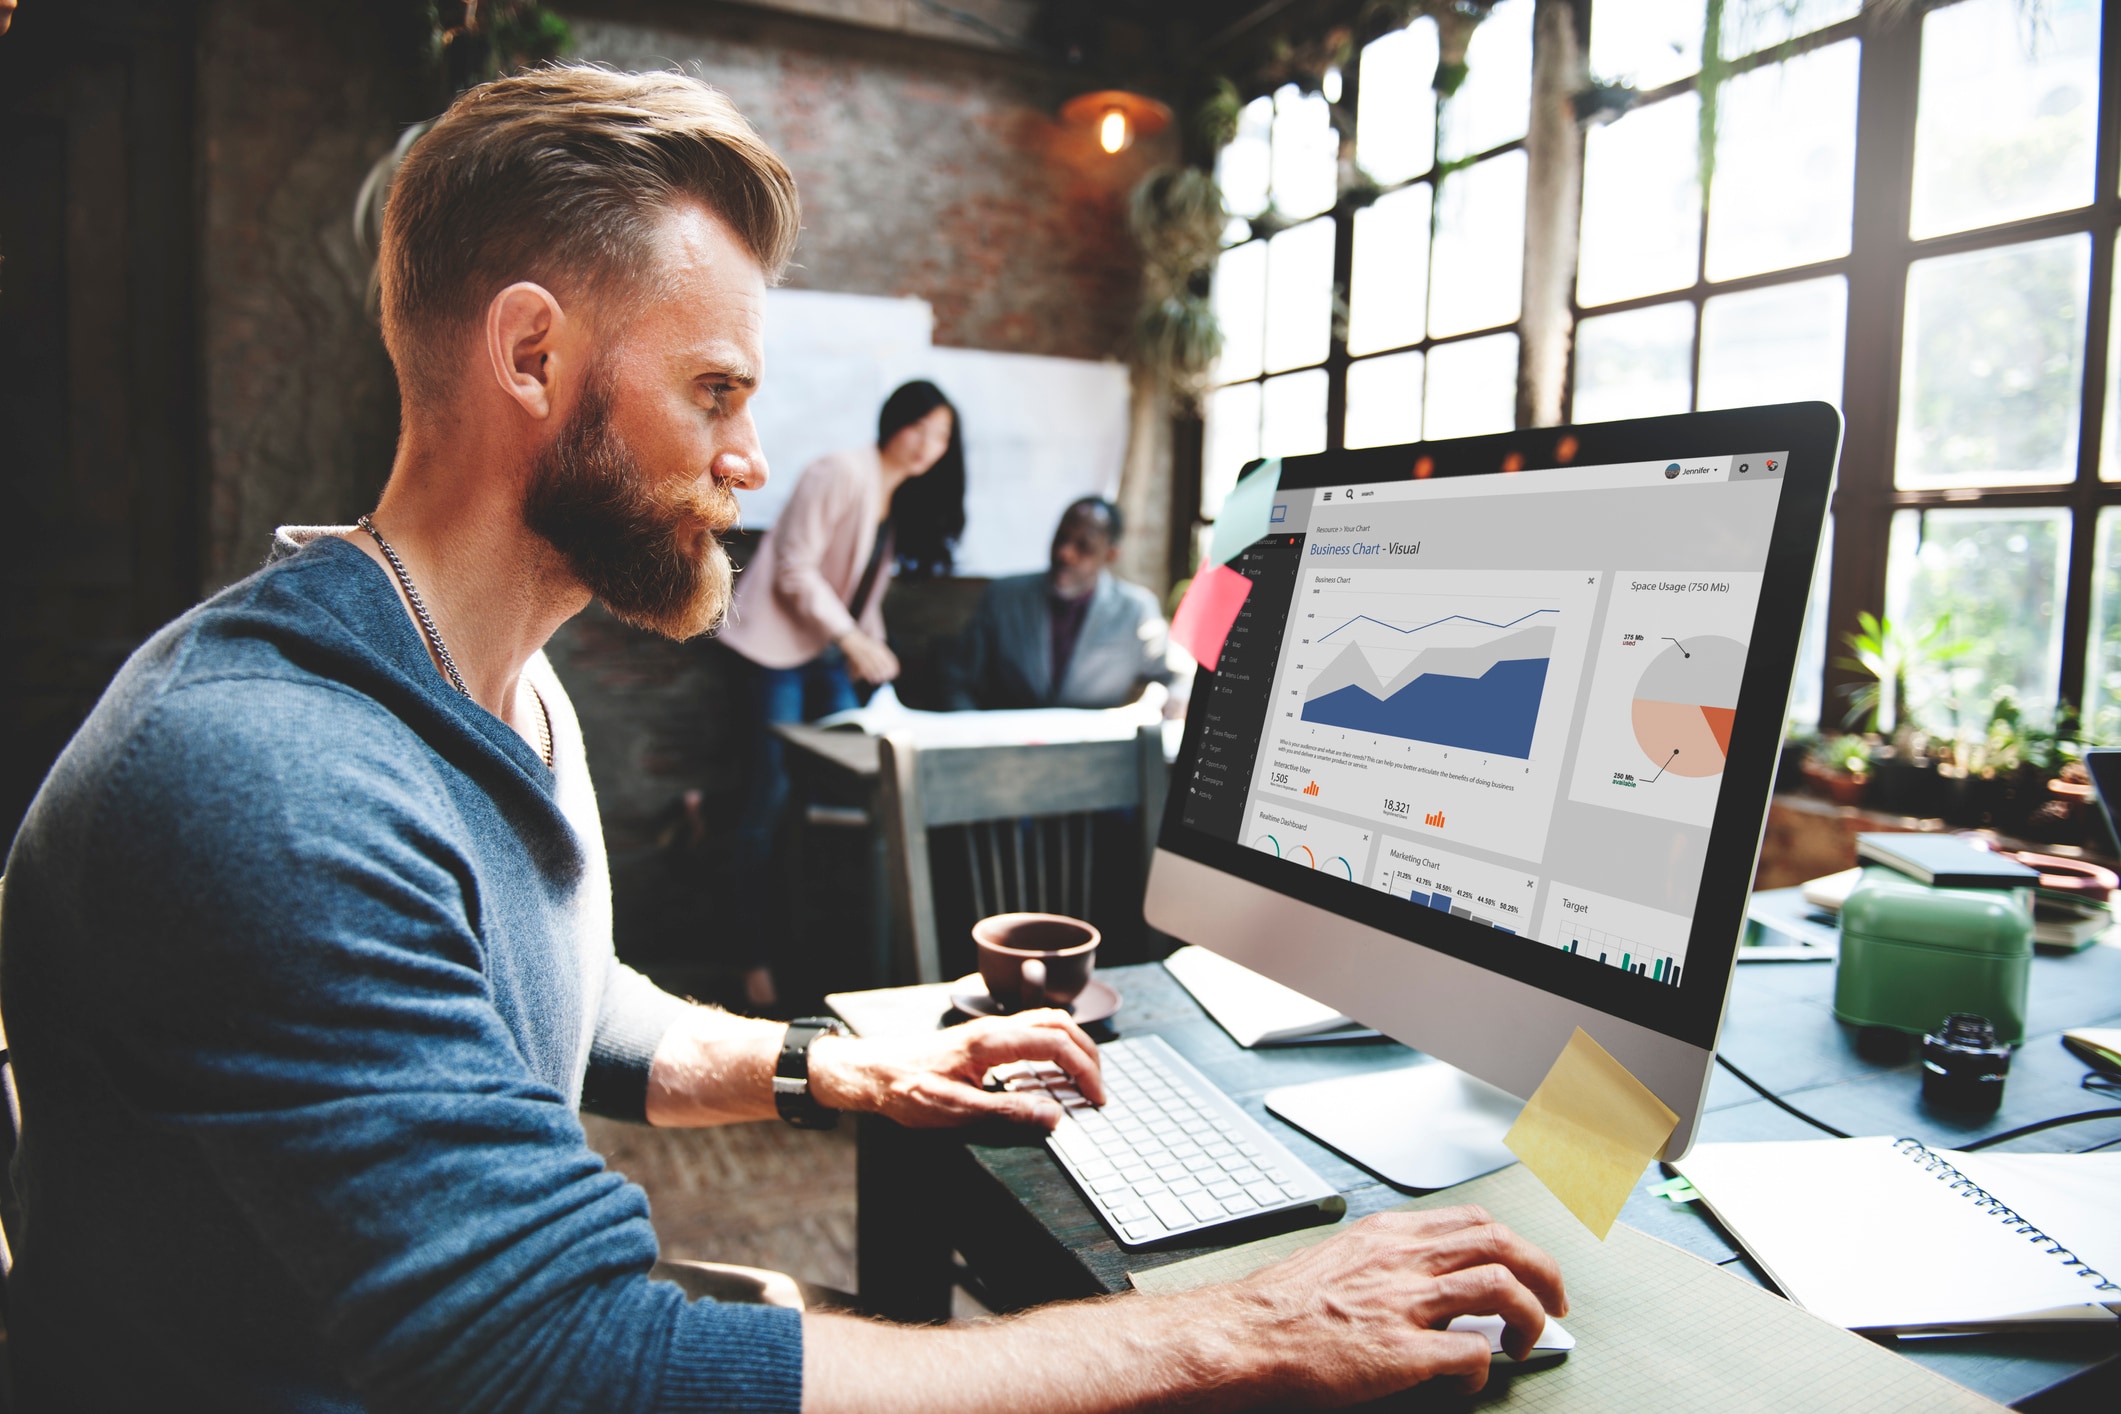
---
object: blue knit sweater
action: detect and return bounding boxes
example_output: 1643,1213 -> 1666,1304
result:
1,534 -> 804,1412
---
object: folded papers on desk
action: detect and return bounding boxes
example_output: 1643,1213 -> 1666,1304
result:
1673,1138 -> 2121,1333
1161,945 -> 1379,1047
1127,1163 -> 2008,1412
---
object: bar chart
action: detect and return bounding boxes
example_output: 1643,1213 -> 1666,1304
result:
1536,880 -> 1693,988
1371,837 -> 1538,937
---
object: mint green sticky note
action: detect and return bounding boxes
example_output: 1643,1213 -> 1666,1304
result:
1648,1175 -> 1700,1202
1208,458 -> 1284,567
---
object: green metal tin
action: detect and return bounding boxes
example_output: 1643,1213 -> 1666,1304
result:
1833,868 -> 2032,1043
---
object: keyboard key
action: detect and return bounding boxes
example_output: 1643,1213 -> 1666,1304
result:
1118,1164 -> 1152,1183
1091,1175 -> 1132,1195
1169,1176 -> 1204,1197
1122,1223 -> 1161,1242
1147,1194 -> 1195,1229
1238,1144 -> 1262,1158
1111,1203 -> 1149,1224
1264,1168 -> 1290,1184
1221,1194 -> 1258,1215
1225,1164 -> 1263,1183
1132,1180 -> 1168,1198
1182,1192 -> 1226,1223
1077,1160 -> 1116,1181
1280,1182 -> 1307,1199
1205,1179 -> 1241,1200
1153,1164 -> 1187,1183
1243,1180 -> 1282,1206
1204,1143 -> 1237,1161
1182,1156 -> 1218,1174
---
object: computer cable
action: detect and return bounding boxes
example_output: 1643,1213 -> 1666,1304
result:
1716,1053 -> 2121,1152
1712,1054 -> 1852,1139
1959,1108 -> 2121,1152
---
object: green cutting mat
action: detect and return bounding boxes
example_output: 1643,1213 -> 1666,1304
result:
1128,1163 -> 2006,1411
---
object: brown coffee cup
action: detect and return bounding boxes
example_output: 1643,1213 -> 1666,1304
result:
973,913 -> 1099,1012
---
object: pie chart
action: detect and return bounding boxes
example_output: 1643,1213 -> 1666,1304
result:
1629,636 -> 1745,779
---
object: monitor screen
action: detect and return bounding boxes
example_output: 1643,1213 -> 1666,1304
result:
1160,410 -> 1836,1050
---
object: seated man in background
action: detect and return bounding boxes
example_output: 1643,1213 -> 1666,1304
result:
1,66 -> 1564,1412
947,497 -> 1185,713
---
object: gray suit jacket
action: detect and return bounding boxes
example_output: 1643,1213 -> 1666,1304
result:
946,571 -> 1175,710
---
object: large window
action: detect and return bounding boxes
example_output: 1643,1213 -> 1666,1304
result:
1202,0 -> 2119,747
1204,1 -> 1536,538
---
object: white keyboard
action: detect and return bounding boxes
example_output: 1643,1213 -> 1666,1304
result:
994,1034 -> 1342,1248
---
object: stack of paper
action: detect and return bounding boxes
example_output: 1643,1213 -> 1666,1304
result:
1162,945 -> 1378,1047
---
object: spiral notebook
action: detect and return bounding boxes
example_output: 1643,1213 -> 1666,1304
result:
1673,1137 -> 2121,1333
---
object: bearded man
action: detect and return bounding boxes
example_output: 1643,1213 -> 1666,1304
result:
0,67 -> 1564,1412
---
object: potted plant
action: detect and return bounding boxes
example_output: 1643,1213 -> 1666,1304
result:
1803,733 -> 1872,807
1836,612 -> 1967,818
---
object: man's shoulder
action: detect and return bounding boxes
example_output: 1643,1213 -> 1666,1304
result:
1102,575 -> 1165,623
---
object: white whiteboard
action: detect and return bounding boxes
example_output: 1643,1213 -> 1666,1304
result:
744,288 -> 1131,577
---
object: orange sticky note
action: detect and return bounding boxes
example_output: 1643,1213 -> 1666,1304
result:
1503,1027 -> 1680,1240
1169,562 -> 1252,672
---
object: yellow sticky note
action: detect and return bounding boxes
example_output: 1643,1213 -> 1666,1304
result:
1503,1027 -> 1680,1240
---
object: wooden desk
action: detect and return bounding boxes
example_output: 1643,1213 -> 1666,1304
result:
832,946 -> 2121,1409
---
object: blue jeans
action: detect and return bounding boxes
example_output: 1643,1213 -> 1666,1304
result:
727,648 -> 859,966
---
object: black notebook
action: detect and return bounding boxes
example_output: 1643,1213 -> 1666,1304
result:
1854,833 -> 2040,890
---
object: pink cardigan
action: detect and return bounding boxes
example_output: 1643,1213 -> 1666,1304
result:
719,446 -> 891,669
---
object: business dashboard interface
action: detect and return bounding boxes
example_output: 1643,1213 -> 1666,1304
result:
1179,453 -> 1791,991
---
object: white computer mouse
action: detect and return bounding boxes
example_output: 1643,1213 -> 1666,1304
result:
1446,1313 -> 1576,1363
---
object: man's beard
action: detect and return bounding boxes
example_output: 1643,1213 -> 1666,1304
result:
523,372 -> 737,641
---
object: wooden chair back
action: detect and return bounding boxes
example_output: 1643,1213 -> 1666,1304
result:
876,727 -> 1168,984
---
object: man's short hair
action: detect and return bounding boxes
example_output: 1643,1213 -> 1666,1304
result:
379,65 -> 800,403
1063,496 -> 1123,542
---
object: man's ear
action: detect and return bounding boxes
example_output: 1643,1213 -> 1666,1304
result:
486,282 -> 568,420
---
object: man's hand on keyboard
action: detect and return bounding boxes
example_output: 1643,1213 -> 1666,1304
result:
808,1011 -> 1105,1129
1228,1203 -> 1568,1400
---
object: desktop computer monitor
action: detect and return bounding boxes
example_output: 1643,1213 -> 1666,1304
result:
1146,402 -> 1840,1186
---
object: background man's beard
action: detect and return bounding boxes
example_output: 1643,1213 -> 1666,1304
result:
523,378 -> 736,641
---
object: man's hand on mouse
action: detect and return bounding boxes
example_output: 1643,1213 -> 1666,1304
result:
1216,1203 -> 1569,1402
808,1010 -> 1103,1128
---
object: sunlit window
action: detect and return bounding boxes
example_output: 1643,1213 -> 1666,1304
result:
1270,85 -> 1339,221
1886,508 -> 2069,731
1576,94 -> 1699,307
1357,20 -> 1437,185
1588,0 -> 1703,92
1430,151 -> 1526,338
1697,277 -> 1848,412
1704,40 -> 1859,282
1426,333 -> 1519,440
1573,302 -> 1694,424
1896,234 -> 2090,489
1910,0 -> 2100,240
1439,0 -> 1534,162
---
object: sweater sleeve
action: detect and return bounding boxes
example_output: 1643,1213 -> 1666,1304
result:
771,456 -> 865,644
78,679 -> 802,1414
581,958 -> 697,1122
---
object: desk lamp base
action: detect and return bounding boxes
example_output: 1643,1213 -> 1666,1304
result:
1265,1062 -> 1521,1191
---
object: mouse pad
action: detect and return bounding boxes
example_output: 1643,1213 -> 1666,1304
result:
1126,1162 -> 2009,1411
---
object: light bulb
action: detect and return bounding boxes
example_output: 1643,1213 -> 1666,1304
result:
1098,108 -> 1129,154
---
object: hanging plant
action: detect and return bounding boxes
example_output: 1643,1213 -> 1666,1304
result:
1127,166 -> 1230,402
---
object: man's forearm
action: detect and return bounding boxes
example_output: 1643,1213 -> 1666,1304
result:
801,1289 -> 1276,1414
644,1006 -> 785,1126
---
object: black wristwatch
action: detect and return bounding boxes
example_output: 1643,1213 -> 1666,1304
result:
774,1017 -> 847,1130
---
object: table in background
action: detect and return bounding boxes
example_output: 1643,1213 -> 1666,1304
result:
831,944 -> 2121,1409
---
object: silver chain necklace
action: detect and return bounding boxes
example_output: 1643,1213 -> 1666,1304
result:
356,515 -> 552,768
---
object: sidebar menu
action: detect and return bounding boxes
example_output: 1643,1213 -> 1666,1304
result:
1178,533 -> 1305,842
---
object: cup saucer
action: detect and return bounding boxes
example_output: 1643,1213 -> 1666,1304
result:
949,974 -> 1122,1025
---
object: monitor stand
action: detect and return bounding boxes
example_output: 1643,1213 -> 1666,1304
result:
1264,1062 -> 1523,1190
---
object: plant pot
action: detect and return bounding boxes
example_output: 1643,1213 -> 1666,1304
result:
1871,758 -> 1945,818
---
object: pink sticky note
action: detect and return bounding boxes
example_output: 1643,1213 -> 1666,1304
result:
1170,562 -> 1252,672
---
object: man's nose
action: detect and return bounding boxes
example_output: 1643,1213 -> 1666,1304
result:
718,411 -> 769,491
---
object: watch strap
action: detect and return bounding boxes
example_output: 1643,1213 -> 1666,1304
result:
774,1017 -> 845,1130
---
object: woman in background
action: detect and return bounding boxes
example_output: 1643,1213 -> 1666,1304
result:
717,380 -> 964,1008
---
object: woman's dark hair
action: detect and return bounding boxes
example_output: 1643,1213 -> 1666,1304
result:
877,380 -> 965,578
